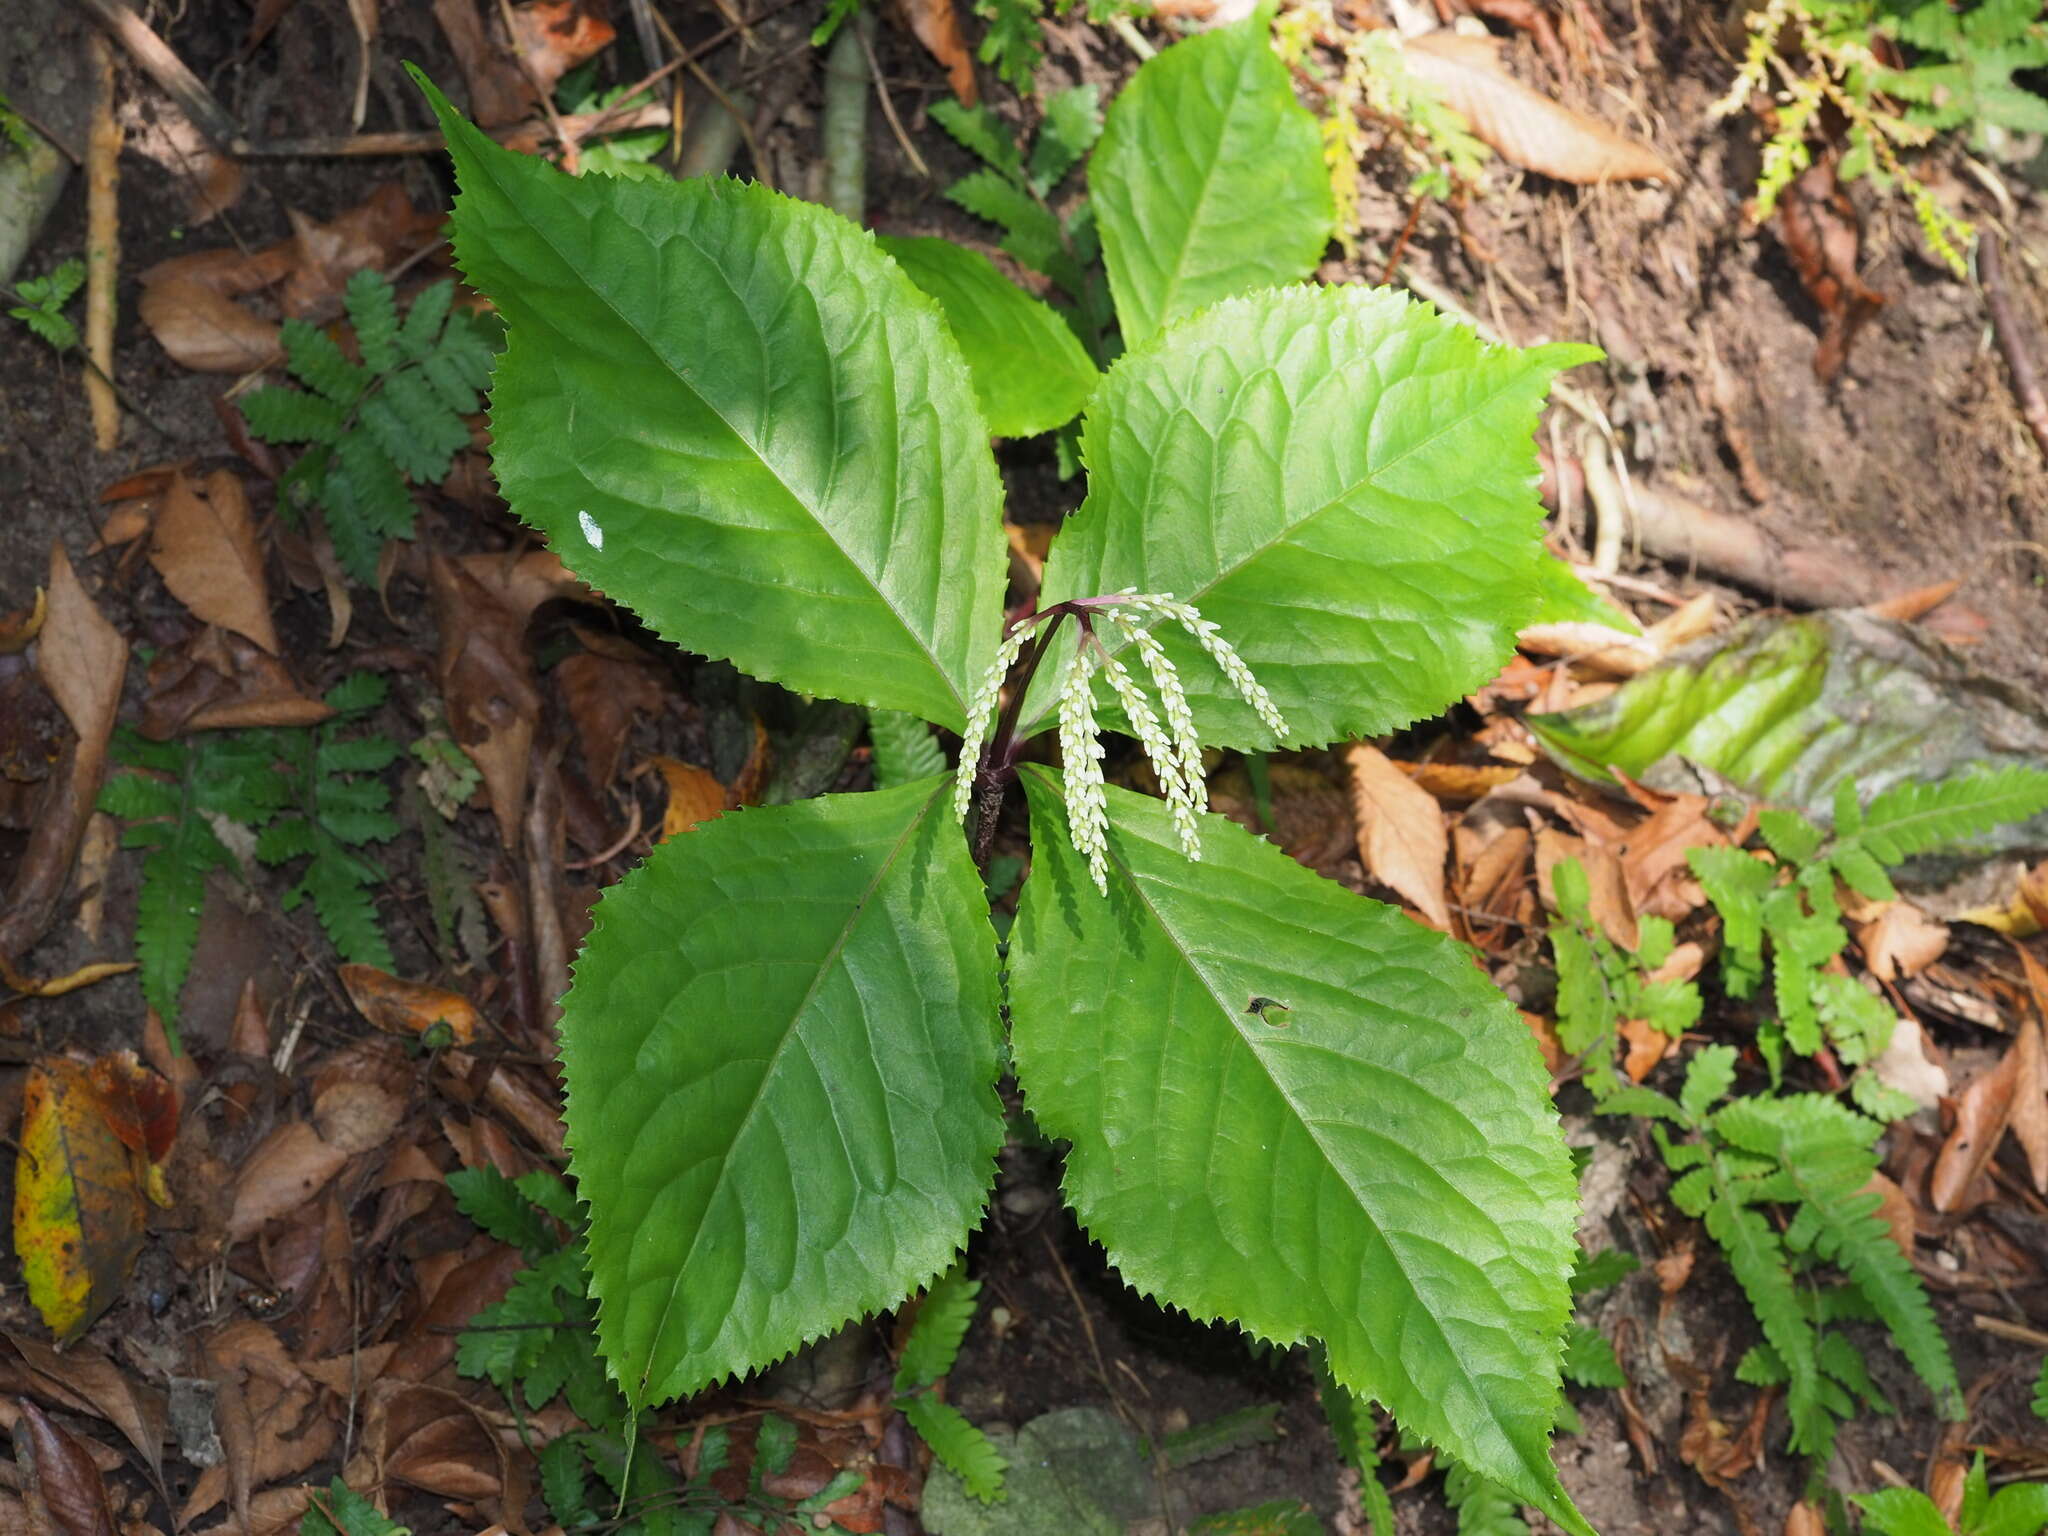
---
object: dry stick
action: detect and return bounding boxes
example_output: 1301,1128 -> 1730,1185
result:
78,0 -> 244,153
646,4 -> 768,183
241,101 -> 673,159
1981,230 -> 2048,461
86,35 -> 121,452
854,17 -> 931,181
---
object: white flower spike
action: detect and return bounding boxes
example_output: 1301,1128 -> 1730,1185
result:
1055,643 -> 1110,893
952,590 -> 1285,897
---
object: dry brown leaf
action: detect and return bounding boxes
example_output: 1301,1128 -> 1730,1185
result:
1777,160 -> 1884,384
12,1399 -> 115,1536
1955,861 -> 2048,937
228,1123 -> 350,1242
181,1322 -> 336,1528
1784,1502 -> 1827,1536
279,185 -> 444,319
431,0 -> 538,127
1871,1014 -> 1948,1112
1619,793 -> 1722,921
1457,824 -> 1533,951
1863,578 -> 1961,624
0,1334 -> 167,1491
1401,761 -> 1524,802
1619,1015 -> 1670,1081
505,0 -> 618,98
1857,901 -> 1950,982
1863,1172 -> 1915,1259
139,627 -> 332,737
0,546 -> 126,961
1403,32 -> 1671,184
1929,1030 -> 2033,1212
1535,828 -> 1637,949
653,757 -> 730,839
2009,1014 -> 2048,1192
903,0 -> 977,103
1344,743 -> 1450,929
150,470 -> 277,654
137,280 -> 281,372
339,965 -> 482,1045
557,651 -> 665,790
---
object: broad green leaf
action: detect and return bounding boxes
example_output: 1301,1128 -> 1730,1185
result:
1852,1489 -> 1954,1536
417,75 -> 1007,731
1530,551 -> 1640,632
1528,610 -> 2048,857
1034,286 -> 1596,748
1009,770 -> 1586,1533
559,778 -> 1005,1407
878,236 -> 1098,438
1091,9 -> 1334,345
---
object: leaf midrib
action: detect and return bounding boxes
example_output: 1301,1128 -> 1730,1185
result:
1138,40 -> 1262,342
1097,810 -> 1549,1489
473,155 -> 968,723
634,783 -> 945,1396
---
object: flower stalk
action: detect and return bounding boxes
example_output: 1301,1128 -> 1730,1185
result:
956,590 -> 1289,890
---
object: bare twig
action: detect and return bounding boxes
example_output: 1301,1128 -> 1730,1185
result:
86,35 -> 121,452
855,14 -> 930,180
1981,230 -> 2048,461
78,0 -> 244,152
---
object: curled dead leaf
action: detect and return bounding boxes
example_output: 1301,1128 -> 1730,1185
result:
137,280 -> 281,373
902,0 -> 977,103
338,965 -> 482,1045
1857,900 -> 1951,982
1403,31 -> 1672,184
1777,159 -> 1883,384
1929,1020 -> 2045,1211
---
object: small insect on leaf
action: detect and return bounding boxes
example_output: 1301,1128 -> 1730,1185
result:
1245,996 -> 1292,1025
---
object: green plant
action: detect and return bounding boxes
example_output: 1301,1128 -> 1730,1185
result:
1273,2 -> 1491,243
1688,769 -> 2048,1114
1716,0 -> 2048,275
929,84 -> 1114,369
301,1478 -> 409,1536
1604,1045 -> 1961,1465
98,676 -> 401,1037
413,0 -> 1609,1514
1550,856 -> 1702,1100
965,0 -> 1148,92
893,1265 -> 1006,1502
450,1167 -> 869,1535
555,63 -> 667,180
241,268 -> 500,583
2035,1356 -> 2048,1420
1855,1455 -> 2048,1536
7,258 -> 84,351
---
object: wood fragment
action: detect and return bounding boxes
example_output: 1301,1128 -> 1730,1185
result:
78,0 -> 245,153
86,36 -> 122,453
1981,230 -> 2048,461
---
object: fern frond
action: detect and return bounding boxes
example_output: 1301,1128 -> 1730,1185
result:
944,172 -> 1064,275
870,709 -> 946,789
255,817 -> 317,864
318,736 -> 401,775
135,823 -> 226,1028
295,844 -> 394,969
344,269 -> 401,373
537,1437 -> 591,1530
1703,1187 -> 1829,1456
897,1264 -> 981,1392
1846,767 -> 2048,864
281,318 -> 370,406
325,672 -> 388,714
97,770 -> 180,821
241,387 -> 348,446
397,279 -> 456,362
930,100 -> 1026,180
379,369 -> 472,479
1029,83 -> 1102,192
901,1394 -> 1006,1503
1719,1095 -> 1962,1419
1561,1324 -> 1625,1389
1442,1458 -> 1531,1536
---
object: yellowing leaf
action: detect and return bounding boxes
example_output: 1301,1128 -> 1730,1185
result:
12,1059 -> 149,1342
1403,32 -> 1672,185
